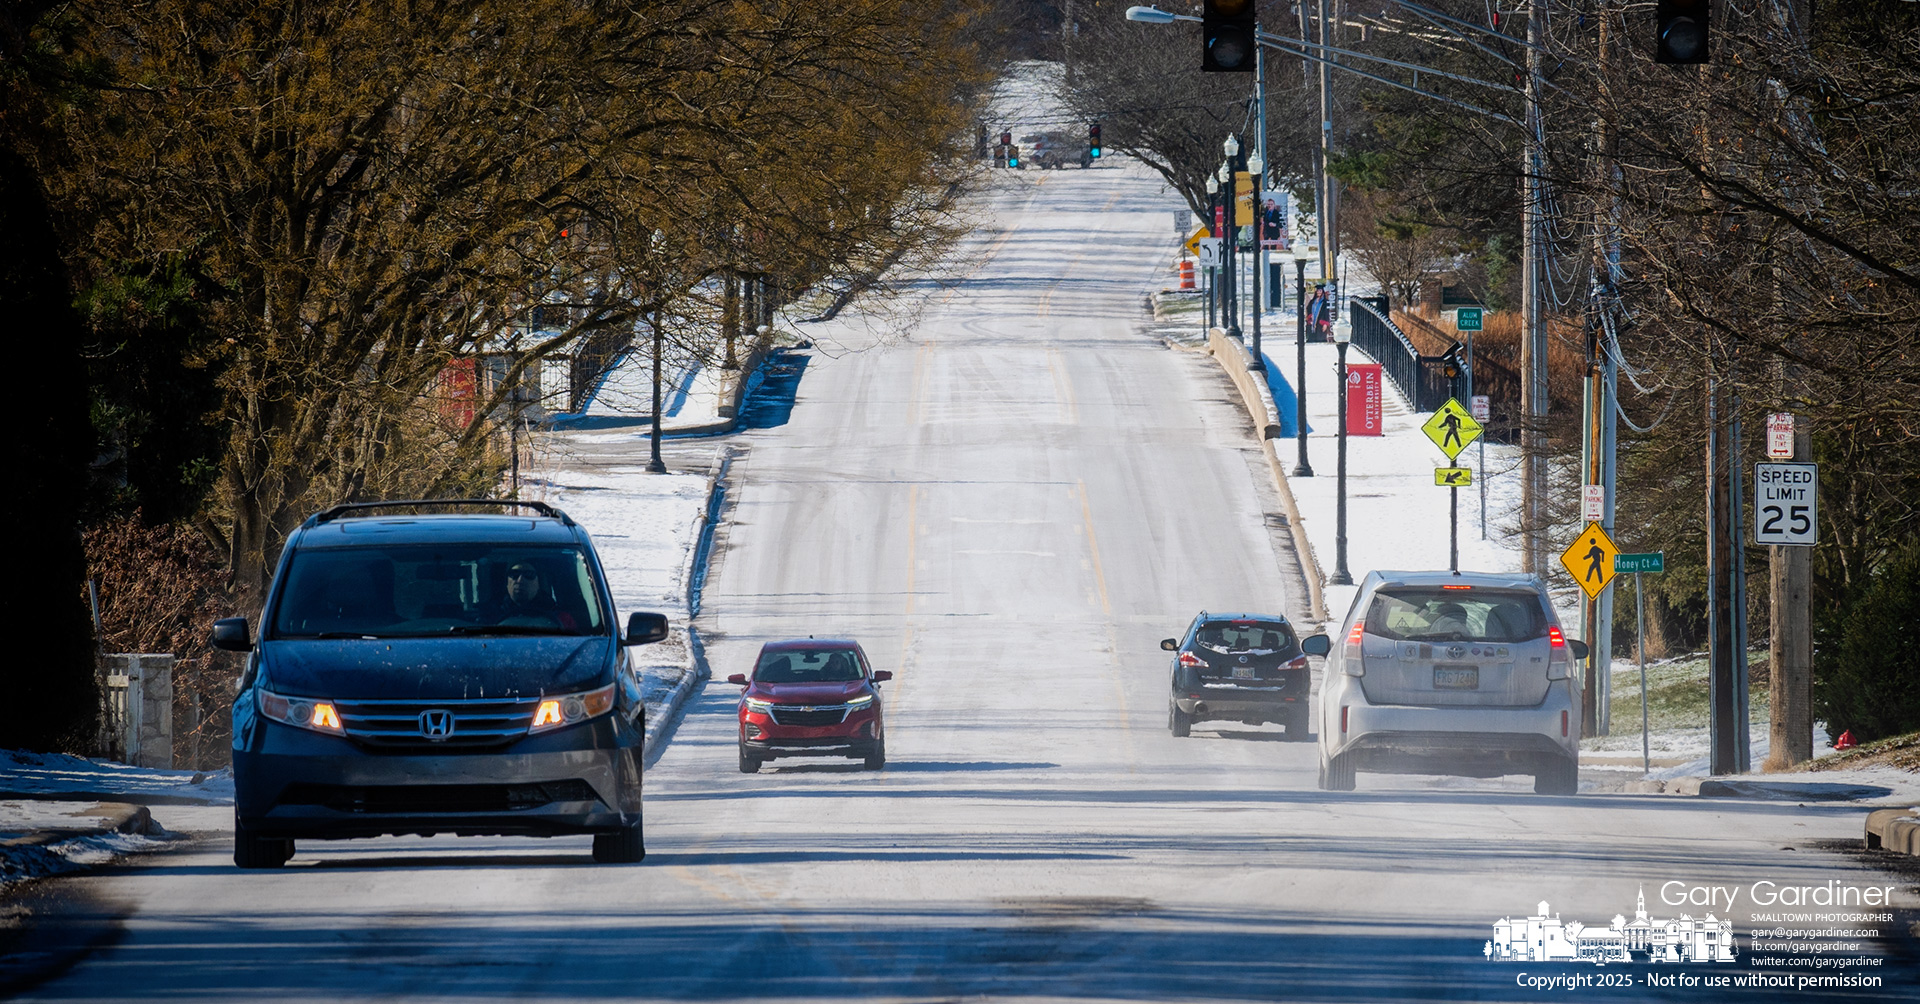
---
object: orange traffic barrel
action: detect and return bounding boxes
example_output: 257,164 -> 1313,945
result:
1178,259 -> 1196,290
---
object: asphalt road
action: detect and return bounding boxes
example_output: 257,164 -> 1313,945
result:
13,163 -> 1916,1003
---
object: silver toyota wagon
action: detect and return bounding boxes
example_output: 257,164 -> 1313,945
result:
1315,570 -> 1588,794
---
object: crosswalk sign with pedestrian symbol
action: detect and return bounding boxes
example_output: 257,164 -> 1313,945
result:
1558,522 -> 1619,600
1421,398 -> 1483,462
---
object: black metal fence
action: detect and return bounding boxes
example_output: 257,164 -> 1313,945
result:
1346,296 -> 1458,414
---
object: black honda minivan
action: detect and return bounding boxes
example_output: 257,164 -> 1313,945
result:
216,500 -> 668,868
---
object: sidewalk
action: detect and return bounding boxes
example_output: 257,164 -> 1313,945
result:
1256,328 -> 1526,624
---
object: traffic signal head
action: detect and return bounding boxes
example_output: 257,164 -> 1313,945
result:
1008,145 -> 1020,168
1202,0 -> 1257,73
1089,122 -> 1102,158
1654,0 -> 1709,64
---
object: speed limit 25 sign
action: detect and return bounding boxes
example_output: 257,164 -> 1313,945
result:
1754,462 -> 1818,546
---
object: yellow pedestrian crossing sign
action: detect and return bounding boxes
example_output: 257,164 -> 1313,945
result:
1559,522 -> 1620,600
1421,398 -> 1483,462
1434,467 -> 1473,486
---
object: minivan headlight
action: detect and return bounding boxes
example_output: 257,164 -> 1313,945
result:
530,683 -> 617,733
258,689 -> 345,735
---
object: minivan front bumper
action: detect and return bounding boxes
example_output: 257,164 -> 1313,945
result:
234,717 -> 641,839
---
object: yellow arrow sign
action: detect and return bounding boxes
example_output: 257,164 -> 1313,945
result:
1434,467 -> 1473,486
1184,226 -> 1211,257
1559,522 -> 1620,600
1421,397 -> 1484,462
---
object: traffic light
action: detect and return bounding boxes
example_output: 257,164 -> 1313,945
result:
1008,145 -> 1020,169
1202,0 -> 1257,73
1654,0 -> 1709,64
1089,122 -> 1102,159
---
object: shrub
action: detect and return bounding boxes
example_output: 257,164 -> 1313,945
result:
1813,542 -> 1920,742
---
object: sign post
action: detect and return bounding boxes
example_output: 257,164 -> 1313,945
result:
1422,399 -> 1485,572
1470,395 -> 1490,540
1614,551 -> 1666,774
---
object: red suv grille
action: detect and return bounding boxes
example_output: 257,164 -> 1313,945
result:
770,706 -> 849,727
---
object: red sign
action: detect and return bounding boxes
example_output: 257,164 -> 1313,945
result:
1346,363 -> 1383,436
1213,204 -> 1226,238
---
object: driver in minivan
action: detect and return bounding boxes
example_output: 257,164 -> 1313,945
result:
485,561 -> 576,629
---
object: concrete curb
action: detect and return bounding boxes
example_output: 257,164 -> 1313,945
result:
638,445 -> 735,767
1204,327 -> 1329,625
1606,776 -> 1897,801
1865,808 -> 1920,855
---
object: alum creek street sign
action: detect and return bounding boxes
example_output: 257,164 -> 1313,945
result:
1456,307 -> 1483,331
1421,398 -> 1484,462
1754,462 -> 1818,546
1559,522 -> 1619,600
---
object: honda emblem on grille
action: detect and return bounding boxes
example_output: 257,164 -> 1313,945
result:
418,709 -> 455,739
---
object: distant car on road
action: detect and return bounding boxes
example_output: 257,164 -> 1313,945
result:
1315,570 -> 1587,794
219,500 -> 670,868
729,639 -> 890,772
1163,612 -> 1312,740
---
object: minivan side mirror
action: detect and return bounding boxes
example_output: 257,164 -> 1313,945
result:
872,670 -> 893,683
1299,634 -> 1331,657
1160,638 -> 1178,651
623,611 -> 669,646
726,673 -> 749,686
1569,639 -> 1591,661
211,617 -> 252,652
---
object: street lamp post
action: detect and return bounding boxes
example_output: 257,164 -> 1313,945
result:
1247,150 -> 1265,372
1291,244 -> 1313,477
1330,314 -> 1353,585
1219,153 -> 1238,338
1204,175 -> 1219,330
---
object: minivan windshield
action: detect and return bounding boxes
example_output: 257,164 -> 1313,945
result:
272,545 -> 607,639
756,650 -> 865,683
1364,588 -> 1547,643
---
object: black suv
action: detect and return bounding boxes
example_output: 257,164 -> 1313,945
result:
1163,611 -> 1312,740
216,500 -> 669,868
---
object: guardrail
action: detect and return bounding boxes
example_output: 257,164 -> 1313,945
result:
1347,297 -> 1458,415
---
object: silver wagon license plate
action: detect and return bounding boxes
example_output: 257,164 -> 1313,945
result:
1433,666 -> 1479,690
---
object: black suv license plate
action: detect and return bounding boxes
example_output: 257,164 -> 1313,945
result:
1433,665 -> 1479,690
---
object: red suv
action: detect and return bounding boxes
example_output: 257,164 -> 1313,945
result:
727,639 -> 890,773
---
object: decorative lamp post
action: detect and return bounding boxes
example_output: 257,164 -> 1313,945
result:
1246,150 -> 1265,371
1330,315 -> 1354,585
1204,175 -> 1220,331
1291,241 -> 1314,478
1219,155 -> 1238,337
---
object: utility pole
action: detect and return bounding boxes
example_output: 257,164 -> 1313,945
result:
1766,419 -> 1813,769
1317,0 -> 1337,297
1517,0 -> 1549,576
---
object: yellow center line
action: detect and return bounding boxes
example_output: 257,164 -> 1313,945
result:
1046,348 -> 1079,425
1076,480 -> 1112,616
1078,479 -> 1137,771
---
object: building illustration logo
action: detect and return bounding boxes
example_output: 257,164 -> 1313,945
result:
1485,887 -> 1736,964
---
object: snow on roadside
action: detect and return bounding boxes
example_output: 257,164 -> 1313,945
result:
0,750 -> 232,804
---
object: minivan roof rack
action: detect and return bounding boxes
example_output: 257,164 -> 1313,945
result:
304,499 -> 573,527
